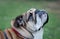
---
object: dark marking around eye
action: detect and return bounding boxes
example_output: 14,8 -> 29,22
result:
28,13 -> 33,21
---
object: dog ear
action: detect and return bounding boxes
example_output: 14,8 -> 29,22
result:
11,19 -> 19,28
13,15 -> 24,28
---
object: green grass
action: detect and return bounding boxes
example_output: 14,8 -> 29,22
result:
0,0 -> 60,39
44,12 -> 60,39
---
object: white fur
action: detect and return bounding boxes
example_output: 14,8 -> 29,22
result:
32,28 -> 44,39
26,14 -> 44,39
34,14 -> 43,30
41,14 -> 47,24
32,14 -> 44,39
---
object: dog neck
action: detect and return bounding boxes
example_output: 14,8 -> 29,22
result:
12,26 -> 34,39
32,28 -> 44,39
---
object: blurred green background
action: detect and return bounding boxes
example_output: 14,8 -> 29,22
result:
0,0 -> 60,39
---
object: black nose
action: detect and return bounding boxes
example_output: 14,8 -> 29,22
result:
35,9 -> 47,17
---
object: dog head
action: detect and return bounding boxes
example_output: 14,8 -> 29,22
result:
11,8 -> 48,33
26,8 -> 49,32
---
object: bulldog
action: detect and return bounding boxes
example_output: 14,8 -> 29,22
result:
0,8 -> 49,39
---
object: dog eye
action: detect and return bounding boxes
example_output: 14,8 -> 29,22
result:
30,10 -> 32,11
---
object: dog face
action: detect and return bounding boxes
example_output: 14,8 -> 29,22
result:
26,8 -> 48,32
11,8 -> 48,33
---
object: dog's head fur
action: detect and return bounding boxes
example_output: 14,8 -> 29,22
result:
11,8 -> 49,33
